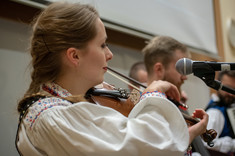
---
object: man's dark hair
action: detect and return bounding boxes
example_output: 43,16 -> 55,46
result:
217,71 -> 235,81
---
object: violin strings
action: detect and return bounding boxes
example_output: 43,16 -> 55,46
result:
107,67 -> 190,110
107,67 -> 147,89
106,70 -> 144,92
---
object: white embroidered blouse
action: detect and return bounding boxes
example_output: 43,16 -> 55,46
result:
17,82 -> 189,156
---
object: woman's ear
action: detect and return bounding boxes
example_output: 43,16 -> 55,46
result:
65,47 -> 80,66
153,62 -> 165,79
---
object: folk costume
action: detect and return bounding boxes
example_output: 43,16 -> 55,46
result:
205,94 -> 235,154
16,82 -> 189,156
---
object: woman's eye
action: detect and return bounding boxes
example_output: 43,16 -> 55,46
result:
101,43 -> 108,48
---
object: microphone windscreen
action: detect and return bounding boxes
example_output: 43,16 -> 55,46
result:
175,58 -> 193,75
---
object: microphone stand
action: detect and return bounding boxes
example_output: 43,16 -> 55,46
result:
193,62 -> 235,95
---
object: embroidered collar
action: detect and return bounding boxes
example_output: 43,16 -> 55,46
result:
23,82 -> 73,130
41,82 -> 72,97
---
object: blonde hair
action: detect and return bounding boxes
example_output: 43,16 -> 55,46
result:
18,2 -> 99,112
143,36 -> 188,75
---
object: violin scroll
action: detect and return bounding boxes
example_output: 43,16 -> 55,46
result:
182,112 -> 217,147
201,129 -> 217,147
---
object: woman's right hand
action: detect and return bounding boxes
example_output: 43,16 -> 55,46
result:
144,80 -> 180,102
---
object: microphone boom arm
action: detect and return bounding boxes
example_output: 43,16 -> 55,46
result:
193,62 -> 235,95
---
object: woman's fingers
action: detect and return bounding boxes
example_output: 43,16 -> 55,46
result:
144,80 -> 180,102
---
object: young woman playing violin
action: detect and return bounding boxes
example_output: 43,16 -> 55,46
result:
15,2 -> 209,156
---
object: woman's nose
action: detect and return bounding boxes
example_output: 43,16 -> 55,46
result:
106,48 -> 113,61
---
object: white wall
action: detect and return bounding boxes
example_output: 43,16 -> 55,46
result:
0,18 -> 31,155
45,0 -> 217,55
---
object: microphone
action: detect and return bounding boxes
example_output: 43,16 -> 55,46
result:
175,58 -> 235,75
175,58 -> 235,95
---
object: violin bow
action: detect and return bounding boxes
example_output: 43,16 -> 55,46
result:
107,67 -> 145,92
107,66 -> 188,109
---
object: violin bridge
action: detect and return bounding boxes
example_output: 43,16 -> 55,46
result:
129,89 -> 141,105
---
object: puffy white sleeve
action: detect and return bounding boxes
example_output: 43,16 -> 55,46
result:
205,108 -> 235,153
206,108 -> 224,137
21,96 -> 189,156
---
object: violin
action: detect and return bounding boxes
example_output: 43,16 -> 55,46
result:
85,67 -> 217,147
85,84 -> 136,117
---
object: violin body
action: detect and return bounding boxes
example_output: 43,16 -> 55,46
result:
85,86 -> 137,117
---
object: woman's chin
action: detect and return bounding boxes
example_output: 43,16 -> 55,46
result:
94,78 -> 104,87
